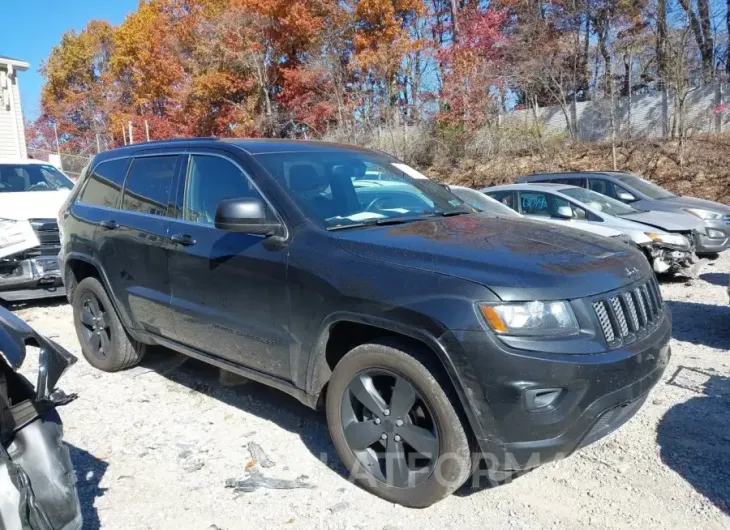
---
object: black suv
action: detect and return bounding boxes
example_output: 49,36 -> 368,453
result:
59,139 -> 671,507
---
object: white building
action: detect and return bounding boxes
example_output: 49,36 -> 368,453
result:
0,56 -> 29,159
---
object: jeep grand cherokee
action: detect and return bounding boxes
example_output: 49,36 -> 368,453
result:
58,139 -> 671,507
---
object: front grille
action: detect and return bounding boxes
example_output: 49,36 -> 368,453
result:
592,276 -> 664,346
28,219 -> 61,257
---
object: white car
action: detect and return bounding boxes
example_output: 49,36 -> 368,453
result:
447,185 -> 631,241
0,158 -> 75,301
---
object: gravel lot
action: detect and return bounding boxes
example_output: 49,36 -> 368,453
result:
10,253 -> 730,530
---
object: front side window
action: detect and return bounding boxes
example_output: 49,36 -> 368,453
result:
254,151 -> 470,229
121,156 -> 177,217
588,178 -> 612,197
615,174 -> 676,199
183,155 -> 269,225
0,163 -> 74,193
519,192 -> 551,217
561,187 -> 640,216
79,158 -> 130,208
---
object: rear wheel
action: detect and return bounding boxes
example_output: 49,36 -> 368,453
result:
326,340 -> 472,508
72,277 -> 146,372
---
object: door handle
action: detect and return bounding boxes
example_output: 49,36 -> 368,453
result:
170,233 -> 197,246
99,220 -> 118,230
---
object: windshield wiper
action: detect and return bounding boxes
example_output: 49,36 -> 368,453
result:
436,209 -> 473,217
327,214 -> 438,231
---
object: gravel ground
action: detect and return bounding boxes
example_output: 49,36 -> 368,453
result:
10,253 -> 730,530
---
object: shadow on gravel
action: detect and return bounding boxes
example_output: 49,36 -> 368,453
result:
658,368 -> 730,515
699,272 -> 729,287
136,349 -> 347,476
68,444 -> 108,530
665,300 -> 730,350
1,297 -> 67,311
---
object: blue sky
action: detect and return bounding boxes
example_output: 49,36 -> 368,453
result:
3,1 -> 137,121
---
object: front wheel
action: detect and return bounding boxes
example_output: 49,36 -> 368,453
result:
326,340 -> 473,508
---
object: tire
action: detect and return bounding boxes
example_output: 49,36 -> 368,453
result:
72,277 -> 146,372
326,339 -> 473,508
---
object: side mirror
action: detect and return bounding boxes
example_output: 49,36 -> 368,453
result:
555,205 -> 573,219
617,191 -> 636,202
214,198 -> 281,236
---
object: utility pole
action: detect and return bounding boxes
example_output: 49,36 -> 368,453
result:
128,122 -> 134,145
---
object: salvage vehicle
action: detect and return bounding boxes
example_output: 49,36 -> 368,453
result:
59,139 -> 670,507
516,171 -> 730,255
448,185 -> 633,243
0,159 -> 74,302
0,306 -> 81,529
485,183 -> 706,277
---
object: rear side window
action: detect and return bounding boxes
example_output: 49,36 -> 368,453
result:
121,156 -> 178,217
79,158 -> 130,208
485,190 -> 517,211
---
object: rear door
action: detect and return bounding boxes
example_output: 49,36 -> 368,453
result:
166,152 -> 291,379
95,155 -> 180,336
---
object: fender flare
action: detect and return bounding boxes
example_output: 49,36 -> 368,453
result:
305,311 -> 488,440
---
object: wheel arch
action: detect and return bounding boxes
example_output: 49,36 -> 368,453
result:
306,312 -> 487,441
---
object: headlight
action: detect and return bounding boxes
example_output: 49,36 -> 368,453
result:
479,301 -> 579,337
645,232 -> 691,248
0,219 -> 28,249
682,208 -> 723,220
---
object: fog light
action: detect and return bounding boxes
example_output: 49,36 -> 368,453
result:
524,388 -> 564,411
706,229 -> 724,238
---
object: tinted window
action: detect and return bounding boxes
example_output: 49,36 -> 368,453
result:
79,158 -> 130,208
0,163 -> 74,193
121,156 -> 177,217
588,178 -> 615,197
552,177 -> 585,187
485,190 -> 517,211
254,152 -> 469,229
184,155 -> 267,225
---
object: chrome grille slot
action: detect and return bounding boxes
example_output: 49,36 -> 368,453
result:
593,301 -> 615,343
593,277 -> 664,346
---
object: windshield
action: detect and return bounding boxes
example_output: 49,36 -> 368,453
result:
254,151 -> 472,229
450,187 -> 520,217
615,174 -> 676,199
561,187 -> 640,216
0,163 -> 74,193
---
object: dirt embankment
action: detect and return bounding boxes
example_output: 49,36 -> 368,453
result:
433,135 -> 730,204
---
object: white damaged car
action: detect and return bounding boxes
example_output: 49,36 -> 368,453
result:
0,159 -> 74,302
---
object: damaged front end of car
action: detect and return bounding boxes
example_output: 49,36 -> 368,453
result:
643,231 -> 706,278
0,219 -> 64,303
0,307 -> 82,530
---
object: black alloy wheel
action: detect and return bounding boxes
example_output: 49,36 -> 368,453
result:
341,369 -> 440,488
78,291 -> 112,360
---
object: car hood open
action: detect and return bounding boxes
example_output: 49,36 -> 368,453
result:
618,210 -> 704,232
336,214 -> 651,301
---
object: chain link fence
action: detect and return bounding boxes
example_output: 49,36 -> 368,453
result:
27,148 -> 92,181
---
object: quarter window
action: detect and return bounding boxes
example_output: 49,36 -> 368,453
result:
79,158 -> 130,208
121,156 -> 177,217
183,155 -> 268,225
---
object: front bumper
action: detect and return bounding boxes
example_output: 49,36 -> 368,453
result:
0,255 -> 65,302
695,218 -> 730,253
451,309 -> 671,471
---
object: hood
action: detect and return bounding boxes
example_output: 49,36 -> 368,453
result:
336,214 -> 651,301
618,210 -> 704,232
544,219 -> 623,238
0,190 -> 70,221
660,195 -> 730,215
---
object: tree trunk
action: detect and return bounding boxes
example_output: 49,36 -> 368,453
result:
697,0 -> 714,79
676,0 -> 713,80
656,0 -> 667,82
448,0 -> 459,44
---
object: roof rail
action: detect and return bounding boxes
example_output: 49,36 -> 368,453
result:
133,137 -> 219,146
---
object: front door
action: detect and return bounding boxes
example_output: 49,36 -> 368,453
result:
167,153 -> 291,380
